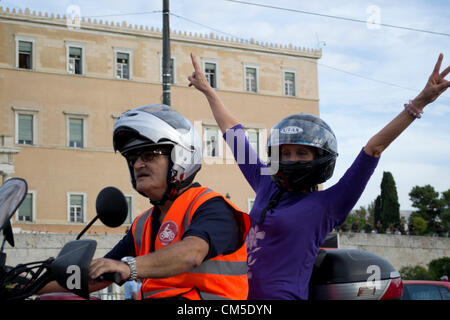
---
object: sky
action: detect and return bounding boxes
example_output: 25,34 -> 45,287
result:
2,0 -> 449,211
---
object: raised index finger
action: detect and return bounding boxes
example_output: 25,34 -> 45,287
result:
190,53 -> 201,71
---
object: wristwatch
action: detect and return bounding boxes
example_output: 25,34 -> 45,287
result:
121,256 -> 138,281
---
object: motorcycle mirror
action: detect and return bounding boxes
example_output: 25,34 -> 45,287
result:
76,186 -> 128,240
95,186 -> 128,228
51,239 -> 96,300
0,178 -> 28,233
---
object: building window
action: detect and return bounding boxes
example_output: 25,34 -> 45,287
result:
68,118 -> 84,148
17,192 -> 34,222
246,129 -> 260,156
13,107 -> 39,146
116,52 -> 130,79
68,193 -> 85,223
65,42 -> 85,75
64,111 -> 88,148
15,35 -> 35,70
203,126 -> 221,158
68,47 -> 83,74
245,67 -> 258,93
17,114 -> 34,145
18,40 -> 33,69
204,62 -> 217,88
284,71 -> 296,96
115,48 -> 133,80
125,196 -> 133,224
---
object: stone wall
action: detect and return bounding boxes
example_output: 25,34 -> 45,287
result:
4,233 -> 450,272
4,233 -> 124,266
338,232 -> 450,270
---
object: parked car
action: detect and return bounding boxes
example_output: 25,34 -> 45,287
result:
402,280 -> 450,300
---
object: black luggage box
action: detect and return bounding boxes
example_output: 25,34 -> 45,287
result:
309,249 -> 402,300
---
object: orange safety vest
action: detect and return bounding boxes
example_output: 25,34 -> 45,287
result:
131,186 -> 250,300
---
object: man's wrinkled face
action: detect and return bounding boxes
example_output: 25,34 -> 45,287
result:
127,147 -> 171,200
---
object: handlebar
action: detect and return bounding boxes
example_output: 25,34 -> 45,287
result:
0,258 -> 55,301
96,272 -> 124,285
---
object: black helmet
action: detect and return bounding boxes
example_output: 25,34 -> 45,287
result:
267,113 -> 338,191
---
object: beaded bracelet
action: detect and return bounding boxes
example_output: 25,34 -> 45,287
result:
404,100 -> 423,119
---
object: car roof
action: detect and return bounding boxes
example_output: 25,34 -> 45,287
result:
402,280 -> 450,289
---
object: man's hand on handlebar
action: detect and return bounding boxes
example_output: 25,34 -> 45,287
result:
89,258 -> 130,283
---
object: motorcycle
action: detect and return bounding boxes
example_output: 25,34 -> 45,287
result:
0,178 -> 128,301
0,177 -> 403,300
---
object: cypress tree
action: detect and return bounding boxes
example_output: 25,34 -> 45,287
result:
380,171 -> 401,230
374,195 -> 382,228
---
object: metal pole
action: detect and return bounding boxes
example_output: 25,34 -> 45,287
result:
162,0 -> 171,106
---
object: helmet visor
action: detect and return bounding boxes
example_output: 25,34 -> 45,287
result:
139,105 -> 191,131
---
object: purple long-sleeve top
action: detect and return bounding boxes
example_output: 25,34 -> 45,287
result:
224,124 -> 379,300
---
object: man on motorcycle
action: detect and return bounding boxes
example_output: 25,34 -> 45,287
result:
41,104 -> 250,300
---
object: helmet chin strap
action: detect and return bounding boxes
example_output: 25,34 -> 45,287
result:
149,185 -> 178,206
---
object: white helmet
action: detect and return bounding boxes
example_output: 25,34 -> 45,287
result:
113,104 -> 202,201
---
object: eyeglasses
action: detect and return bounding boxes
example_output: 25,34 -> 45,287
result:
126,149 -> 170,166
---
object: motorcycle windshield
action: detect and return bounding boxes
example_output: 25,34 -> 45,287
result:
0,178 -> 28,232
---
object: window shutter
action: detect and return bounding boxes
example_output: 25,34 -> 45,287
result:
70,195 -> 83,206
19,193 -> 33,221
69,118 -> 83,147
19,41 -> 32,53
285,72 -> 295,81
69,47 -> 82,57
18,114 -> 33,143
116,52 -> 129,62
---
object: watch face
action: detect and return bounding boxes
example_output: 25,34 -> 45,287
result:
122,256 -> 133,263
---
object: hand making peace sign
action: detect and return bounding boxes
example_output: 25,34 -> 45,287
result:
414,53 -> 450,108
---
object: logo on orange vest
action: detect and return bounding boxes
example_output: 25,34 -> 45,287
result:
158,220 -> 178,246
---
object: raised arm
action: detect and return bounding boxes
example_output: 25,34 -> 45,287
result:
188,53 -> 239,133
364,53 -> 450,158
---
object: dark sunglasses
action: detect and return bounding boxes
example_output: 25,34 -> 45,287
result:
126,149 -> 171,166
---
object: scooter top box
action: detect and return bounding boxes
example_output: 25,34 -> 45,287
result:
310,249 -> 398,285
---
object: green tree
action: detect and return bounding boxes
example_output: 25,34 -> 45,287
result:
367,199 -> 375,227
339,206 -> 373,232
409,185 -> 444,234
353,206 -> 367,229
374,195 -> 382,228
399,265 -> 433,280
380,172 -> 401,230
441,210 -> 450,234
441,190 -> 450,233
341,213 -> 357,232
411,216 -> 427,234
428,257 -> 450,281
